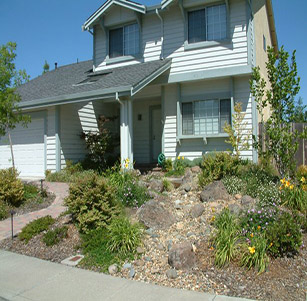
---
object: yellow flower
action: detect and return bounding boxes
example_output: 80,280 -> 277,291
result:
248,246 -> 255,254
257,225 -> 261,230
210,246 -> 214,251
126,158 -> 130,163
182,156 -> 185,160
285,181 -> 290,188
269,242 -> 273,247
290,184 -> 294,190
250,233 -> 254,238
301,177 -> 306,183
211,207 -> 216,213
281,178 -> 286,184
177,156 -> 181,160
124,163 -> 129,169
211,216 -> 216,222
279,186 -> 283,191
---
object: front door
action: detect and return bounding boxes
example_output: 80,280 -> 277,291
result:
151,106 -> 162,162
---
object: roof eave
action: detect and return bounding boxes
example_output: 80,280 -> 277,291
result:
266,0 -> 278,54
83,0 -> 146,30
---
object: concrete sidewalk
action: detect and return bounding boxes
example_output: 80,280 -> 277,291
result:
0,250 -> 253,301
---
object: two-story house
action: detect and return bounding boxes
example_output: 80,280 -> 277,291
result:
0,0 -> 278,178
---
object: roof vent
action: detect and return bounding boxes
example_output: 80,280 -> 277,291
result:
55,62 -> 58,70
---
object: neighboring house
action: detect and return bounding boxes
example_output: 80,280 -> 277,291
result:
0,0 -> 278,178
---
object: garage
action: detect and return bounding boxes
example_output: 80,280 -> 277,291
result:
0,115 -> 45,178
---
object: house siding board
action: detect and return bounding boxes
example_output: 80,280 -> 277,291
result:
46,107 -> 56,172
94,0 -> 248,75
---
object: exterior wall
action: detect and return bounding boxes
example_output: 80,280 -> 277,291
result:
253,0 -> 273,121
59,101 -> 119,169
133,98 -> 161,164
46,107 -> 57,172
94,0 -> 249,75
163,76 -> 253,161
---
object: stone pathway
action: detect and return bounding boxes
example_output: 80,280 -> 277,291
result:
0,182 -> 69,241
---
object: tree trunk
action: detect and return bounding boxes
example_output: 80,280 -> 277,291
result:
7,129 -> 15,169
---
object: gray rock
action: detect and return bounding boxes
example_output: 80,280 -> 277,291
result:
144,256 -> 152,262
108,264 -> 118,275
167,240 -> 173,251
137,200 -> 176,230
241,195 -> 257,210
190,204 -> 205,218
182,183 -> 191,192
187,232 -> 196,237
136,247 -> 145,254
156,244 -> 164,250
149,179 -> 164,193
168,177 -> 183,188
168,241 -> 196,270
175,199 -> 183,209
129,268 -> 135,278
228,203 -> 241,215
200,181 -> 230,202
200,216 -> 207,223
191,166 -> 201,173
166,269 -> 178,279
123,263 -> 132,270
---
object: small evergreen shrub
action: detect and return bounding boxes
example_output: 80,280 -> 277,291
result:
43,226 -> 68,246
0,168 -> 24,206
0,201 -> 8,220
266,212 -> 302,258
199,152 -> 241,187
65,174 -> 121,234
107,217 -> 143,256
23,184 -> 40,200
19,216 -> 55,243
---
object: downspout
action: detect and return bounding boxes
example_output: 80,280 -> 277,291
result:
156,8 -> 164,59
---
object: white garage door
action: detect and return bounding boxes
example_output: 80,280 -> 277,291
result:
0,117 -> 45,178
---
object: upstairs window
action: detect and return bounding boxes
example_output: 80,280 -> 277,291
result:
182,99 -> 231,136
188,4 -> 227,44
109,23 -> 139,58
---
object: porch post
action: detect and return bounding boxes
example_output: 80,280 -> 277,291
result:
120,99 -> 133,169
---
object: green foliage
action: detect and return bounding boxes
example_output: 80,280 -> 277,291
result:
212,208 -> 240,267
280,180 -> 307,212
199,152 -> 241,187
65,173 -> 121,234
107,217 -> 143,256
224,102 -> 251,157
23,184 -> 39,200
80,116 -> 119,171
80,229 -> 135,273
0,201 -> 9,220
297,165 -> 307,181
0,168 -> 24,206
19,216 -> 55,243
292,97 -> 307,123
241,233 -> 269,274
43,226 -> 68,246
266,212 -> 302,258
105,164 -> 149,208
162,178 -> 173,192
42,60 -> 49,74
163,159 -> 173,172
251,46 -> 306,177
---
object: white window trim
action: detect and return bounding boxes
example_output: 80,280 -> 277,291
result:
183,1 -> 231,51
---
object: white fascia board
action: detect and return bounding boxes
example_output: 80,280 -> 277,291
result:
83,0 -> 146,30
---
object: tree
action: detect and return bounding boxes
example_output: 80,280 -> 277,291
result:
42,60 -> 49,74
0,42 -> 30,168
224,102 -> 251,158
250,46 -> 306,178
292,97 -> 307,123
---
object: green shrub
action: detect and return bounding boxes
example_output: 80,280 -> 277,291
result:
107,217 -> 143,256
212,208 -> 240,267
65,174 -> 121,234
280,180 -> 307,212
19,216 -> 55,243
0,201 -> 9,220
241,233 -> 269,274
222,176 -> 246,195
23,184 -> 39,200
266,212 -> 302,258
296,165 -> 307,181
199,152 -> 241,187
162,178 -> 173,192
163,159 -> 173,172
43,226 -> 68,246
0,168 -> 24,206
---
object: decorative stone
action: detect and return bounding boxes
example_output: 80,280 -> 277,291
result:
191,166 -> 201,173
137,200 -> 175,230
149,179 -> 164,193
176,222 -> 184,230
166,269 -> 178,279
241,195 -> 257,210
168,178 -> 182,188
228,203 -> 241,215
168,241 -> 196,270
187,232 -> 196,237
123,263 -> 132,269
108,264 -> 118,275
182,183 -> 191,192
156,243 -> 164,250
190,204 -> 205,218
144,256 -> 152,262
235,194 -> 242,200
167,240 -> 173,251
129,268 -> 135,278
200,181 -> 230,202
136,247 -> 145,254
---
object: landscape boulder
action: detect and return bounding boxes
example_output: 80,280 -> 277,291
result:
148,179 -> 164,193
200,181 -> 230,202
190,204 -> 205,218
168,241 -> 196,270
137,200 -> 175,230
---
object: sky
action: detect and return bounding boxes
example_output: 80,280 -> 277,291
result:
0,0 -> 306,104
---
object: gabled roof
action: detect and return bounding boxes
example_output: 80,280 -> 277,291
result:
17,59 -> 172,110
83,0 -> 146,31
